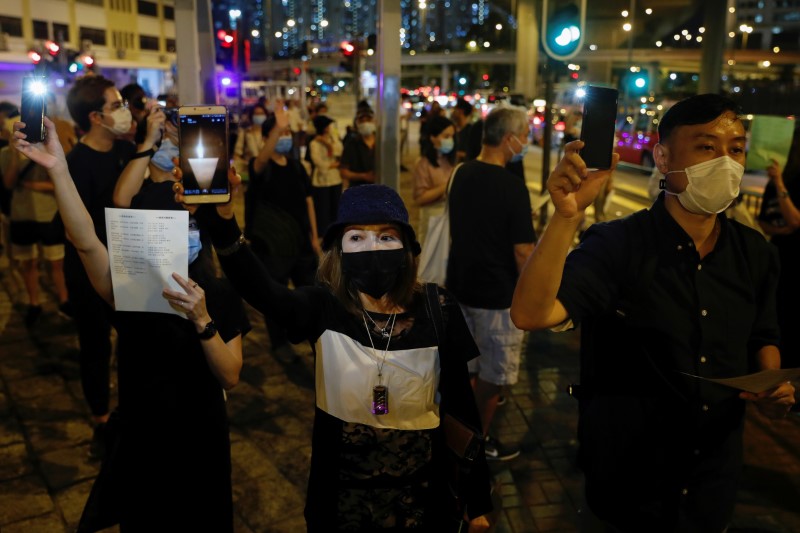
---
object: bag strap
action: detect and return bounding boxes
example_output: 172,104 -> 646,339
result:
442,163 -> 464,216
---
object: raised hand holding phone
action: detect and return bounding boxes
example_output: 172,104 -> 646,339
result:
177,105 -> 231,204
578,86 -> 619,170
547,140 -> 619,220
20,76 -> 48,144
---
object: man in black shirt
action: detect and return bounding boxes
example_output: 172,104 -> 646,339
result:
65,75 -> 135,459
512,94 -> 795,532
451,97 -> 474,163
447,106 -> 536,461
339,109 -> 376,189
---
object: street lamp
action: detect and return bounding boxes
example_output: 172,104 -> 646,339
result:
739,24 -> 753,49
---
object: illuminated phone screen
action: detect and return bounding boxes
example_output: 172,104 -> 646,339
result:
178,111 -> 229,202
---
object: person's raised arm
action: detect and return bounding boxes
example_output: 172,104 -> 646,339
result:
511,141 -> 617,331
13,117 -> 114,305
767,159 -> 800,230
252,102 -> 289,176
114,108 -> 165,207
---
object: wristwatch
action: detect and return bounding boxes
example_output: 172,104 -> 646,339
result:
130,147 -> 156,160
778,190 -> 790,199
198,320 -> 217,340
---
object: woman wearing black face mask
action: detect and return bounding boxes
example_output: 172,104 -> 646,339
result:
182,154 -> 493,530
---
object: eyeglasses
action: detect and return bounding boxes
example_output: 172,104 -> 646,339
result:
98,99 -> 129,114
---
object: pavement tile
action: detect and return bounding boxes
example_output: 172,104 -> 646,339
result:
502,505 -> 537,533
1,512 -> 67,533
0,475 -> 54,525
55,479 -> 93,529
0,417 -> 25,447
233,475 -> 306,533
15,391 -> 84,422
39,447 -> 100,490
7,374 -> 67,401
0,442 -> 34,480
24,419 -> 93,455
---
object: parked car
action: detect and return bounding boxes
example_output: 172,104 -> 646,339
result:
615,112 -> 659,170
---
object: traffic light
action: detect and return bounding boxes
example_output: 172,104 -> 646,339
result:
628,72 -> 649,94
217,29 -> 234,48
340,40 -> 356,72
541,0 -> 585,61
28,50 -> 43,64
216,30 -> 234,70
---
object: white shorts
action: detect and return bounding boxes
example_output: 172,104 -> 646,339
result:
460,304 -> 524,386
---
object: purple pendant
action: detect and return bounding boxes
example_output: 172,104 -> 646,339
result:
372,385 -> 389,415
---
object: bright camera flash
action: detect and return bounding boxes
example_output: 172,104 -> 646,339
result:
30,81 -> 47,96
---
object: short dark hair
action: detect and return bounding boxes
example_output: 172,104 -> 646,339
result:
120,83 -> 147,111
0,101 -> 19,117
454,98 -> 473,116
657,94 -> 741,143
67,75 -> 115,131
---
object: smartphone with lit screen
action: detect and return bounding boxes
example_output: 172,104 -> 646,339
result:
21,76 -> 48,144
579,86 -> 619,170
178,105 -> 230,204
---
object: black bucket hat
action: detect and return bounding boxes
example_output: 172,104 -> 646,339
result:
322,184 -> 421,255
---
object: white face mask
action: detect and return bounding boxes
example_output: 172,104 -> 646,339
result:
664,156 -> 744,215
101,107 -> 133,136
252,115 -> 267,126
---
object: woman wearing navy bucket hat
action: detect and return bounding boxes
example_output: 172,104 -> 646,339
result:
188,177 -> 493,531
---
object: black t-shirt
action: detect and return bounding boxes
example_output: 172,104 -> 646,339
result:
66,140 -> 135,245
340,136 -> 375,187
446,160 -> 536,309
63,140 -> 135,282
259,158 -> 313,233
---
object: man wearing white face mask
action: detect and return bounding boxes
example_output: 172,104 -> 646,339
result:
448,106 -> 536,462
63,75 -> 136,459
512,94 -> 795,532
340,109 -> 377,189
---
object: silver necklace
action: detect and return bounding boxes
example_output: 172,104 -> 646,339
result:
362,312 -> 396,415
363,310 -> 396,338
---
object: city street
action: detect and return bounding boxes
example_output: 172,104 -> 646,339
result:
0,114 -> 798,532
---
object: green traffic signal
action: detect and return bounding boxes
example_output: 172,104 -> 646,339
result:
542,1 -> 585,61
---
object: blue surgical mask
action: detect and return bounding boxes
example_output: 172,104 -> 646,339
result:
252,115 -> 267,126
188,217 -> 202,265
275,135 -> 293,154
151,138 -> 179,172
438,137 -> 454,154
508,135 -> 529,164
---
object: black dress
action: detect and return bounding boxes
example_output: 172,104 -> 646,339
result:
111,273 -> 248,531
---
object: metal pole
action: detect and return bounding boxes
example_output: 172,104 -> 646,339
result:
699,0 -> 727,94
376,0 -> 401,191
175,0 -> 217,105
540,60 -> 554,229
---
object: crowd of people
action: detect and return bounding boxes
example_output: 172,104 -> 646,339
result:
2,71 -> 798,532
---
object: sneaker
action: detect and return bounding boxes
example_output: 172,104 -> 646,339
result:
484,435 -> 520,461
58,301 -> 74,319
88,423 -> 107,461
24,305 -> 43,329
496,395 -> 507,406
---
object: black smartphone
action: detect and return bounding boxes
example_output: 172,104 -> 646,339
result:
21,76 -> 48,143
178,105 -> 231,204
579,86 -> 619,170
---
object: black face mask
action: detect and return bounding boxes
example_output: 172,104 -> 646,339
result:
341,249 -> 406,299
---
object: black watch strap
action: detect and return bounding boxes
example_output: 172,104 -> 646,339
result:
198,320 -> 217,340
130,147 -> 156,160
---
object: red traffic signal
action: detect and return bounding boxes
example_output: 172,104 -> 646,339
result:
341,41 -> 355,56
45,40 -> 60,55
28,50 -> 42,64
482,73 -> 489,81
218,29 -> 234,48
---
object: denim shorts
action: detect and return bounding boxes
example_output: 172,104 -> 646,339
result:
460,304 -> 524,386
